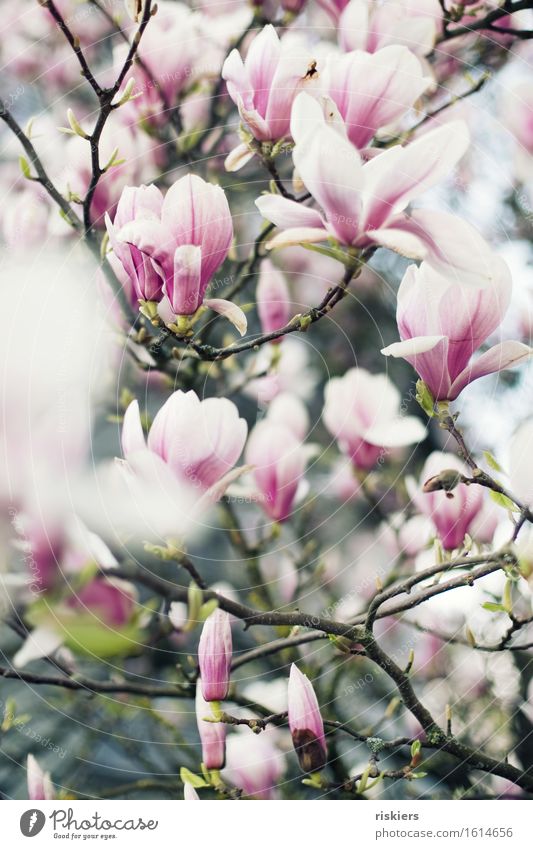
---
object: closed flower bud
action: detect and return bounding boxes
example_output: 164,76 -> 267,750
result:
287,664 -> 327,773
195,683 -> 226,770
198,608 -> 232,701
256,260 -> 291,341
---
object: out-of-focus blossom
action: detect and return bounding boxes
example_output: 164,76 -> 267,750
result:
105,184 -> 164,305
287,663 -> 327,773
195,682 -> 226,769
509,419 -> 533,507
246,407 -> 309,522
267,391 -> 310,440
62,111 -> 158,226
282,0 -> 308,11
381,261 -> 531,401
2,187 -> 50,250
244,337 -> 318,404
198,608 -> 233,701
322,46 -> 430,148
256,259 -> 292,339
503,82 -> 533,182
223,730 -> 286,798
116,175 -> 240,325
323,368 -> 426,470
222,24 -> 317,149
408,452 -> 485,551
27,755 -> 55,801
183,783 -> 200,800
339,0 -> 442,57
117,2 -> 203,123
257,93 -> 495,287
122,390 -> 247,494
317,0 -> 350,21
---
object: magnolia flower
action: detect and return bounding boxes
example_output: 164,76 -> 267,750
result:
322,45 -> 430,149
408,452 -> 484,551
222,24 -> 317,168
122,390 -> 247,495
223,730 -> 286,799
323,368 -> 426,470
256,93 -> 495,287
27,755 -> 55,801
184,784 -> 200,800
317,0 -> 350,21
339,0 -> 442,57
288,664 -> 327,773
105,184 -> 163,305
256,259 -> 291,339
246,416 -> 309,522
115,175 -> 245,331
198,608 -> 233,701
509,420 -> 533,507
381,260 -> 531,401
196,682 -> 226,770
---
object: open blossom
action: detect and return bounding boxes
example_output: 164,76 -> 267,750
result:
509,420 -> 533,507
27,755 -> 55,801
196,683 -> 226,770
222,24 -> 317,148
198,608 -> 233,701
122,390 -> 247,495
339,0 -> 442,57
256,93 -> 495,287
245,398 -> 310,522
408,452 -> 484,551
115,175 -> 234,317
323,368 -> 426,470
322,45 -> 430,149
256,259 -> 291,339
381,260 -> 531,401
288,664 -> 327,773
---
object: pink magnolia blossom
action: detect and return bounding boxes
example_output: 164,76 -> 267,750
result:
339,0 -> 442,57
222,24 -> 317,143
322,45 -> 430,149
115,174 -> 234,316
408,452 -> 484,551
27,755 -> 55,801
122,390 -> 247,494
245,415 -> 309,522
105,184 -> 164,305
195,682 -> 226,770
288,663 -> 327,773
381,260 -> 531,401
198,608 -> 233,701
317,0 -> 350,21
323,367 -> 426,470
509,420 -> 533,507
223,730 -> 286,799
256,93 -> 495,287
256,259 -> 291,339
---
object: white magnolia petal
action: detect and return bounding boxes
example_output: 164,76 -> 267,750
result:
204,298 -> 248,336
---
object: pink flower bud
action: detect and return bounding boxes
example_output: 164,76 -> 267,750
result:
27,755 -> 55,800
198,608 -> 232,701
184,784 -> 200,800
195,683 -> 226,770
288,664 -> 327,773
256,260 -> 291,340
246,420 -> 308,522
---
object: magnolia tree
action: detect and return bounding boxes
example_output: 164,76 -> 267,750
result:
1,0 -> 533,802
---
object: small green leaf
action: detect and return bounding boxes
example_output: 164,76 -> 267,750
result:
482,601 -> 506,613
180,767 -> 209,789
489,490 -> 517,513
19,156 -> 31,178
410,740 -> 421,759
415,379 -> 435,418
483,450 -> 504,473
410,772 -> 428,779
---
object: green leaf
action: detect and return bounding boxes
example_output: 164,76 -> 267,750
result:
180,767 -> 209,789
483,450 -> 504,473
415,380 -> 435,418
482,602 -> 506,613
410,772 -> 428,779
19,156 -> 31,178
411,740 -> 421,759
489,490 -> 518,513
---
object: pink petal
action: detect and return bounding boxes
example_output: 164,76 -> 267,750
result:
204,298 -> 248,336
450,341 -> 532,399
255,194 -> 325,230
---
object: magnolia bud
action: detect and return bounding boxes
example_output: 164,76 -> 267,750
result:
195,683 -> 226,770
198,608 -> 232,701
288,664 -> 327,773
